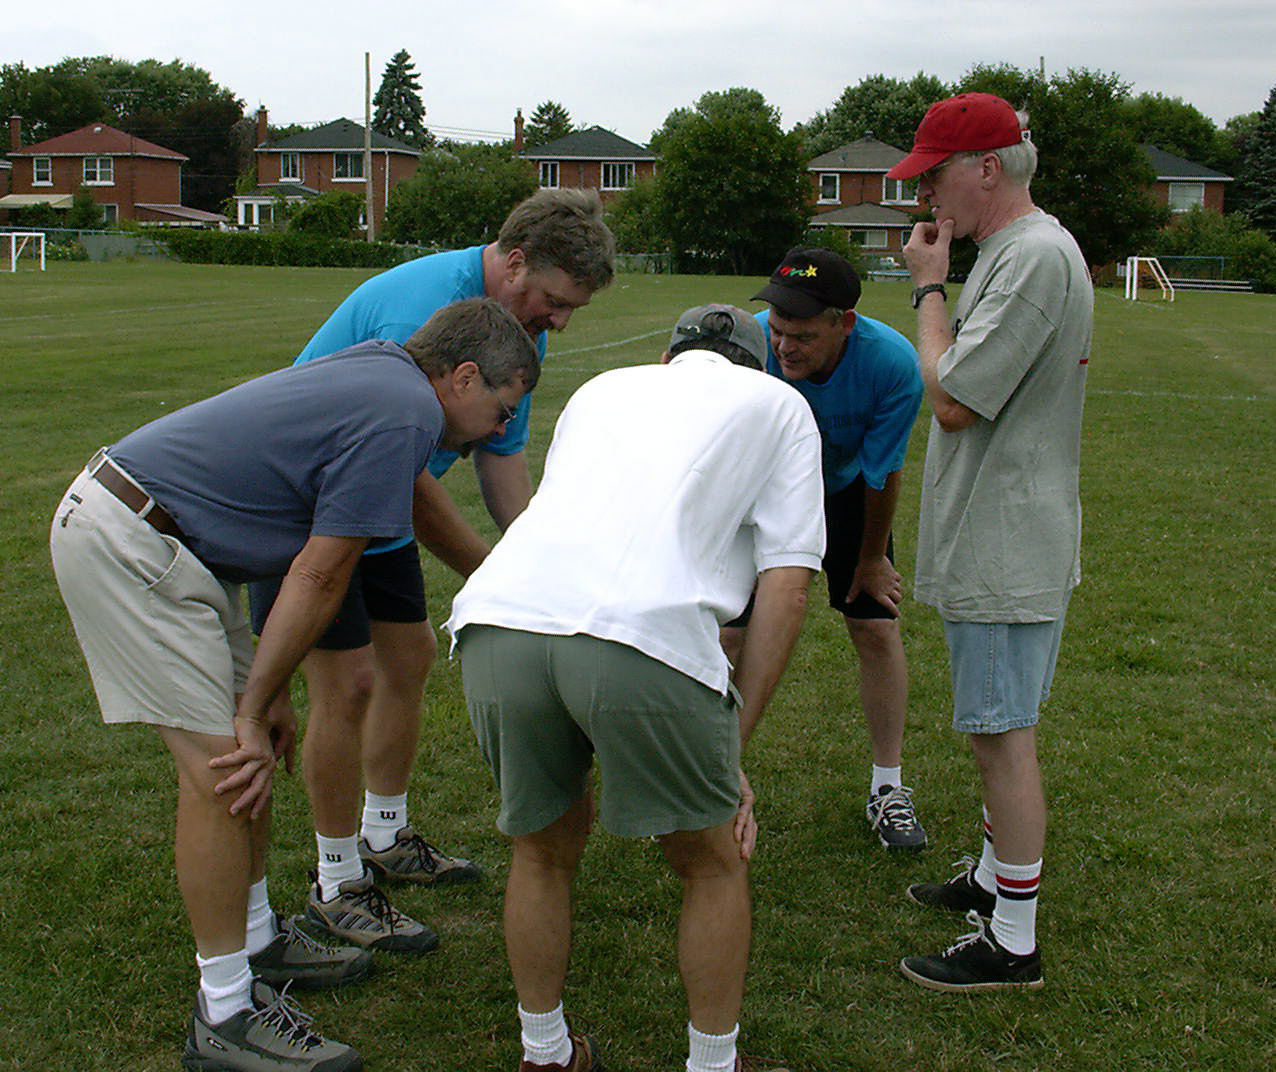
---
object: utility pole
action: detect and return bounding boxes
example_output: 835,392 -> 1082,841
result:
106,88 -> 142,224
364,53 -> 375,242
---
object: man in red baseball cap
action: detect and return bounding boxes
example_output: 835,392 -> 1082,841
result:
890,93 -> 1093,994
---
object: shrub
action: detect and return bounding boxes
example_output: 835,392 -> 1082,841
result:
155,229 -> 417,268
289,191 -> 364,240
1151,206 -> 1276,292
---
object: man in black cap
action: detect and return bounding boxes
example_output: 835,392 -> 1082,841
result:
738,248 -> 927,851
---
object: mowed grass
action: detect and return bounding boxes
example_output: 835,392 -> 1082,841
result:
2,260 -> 1274,1072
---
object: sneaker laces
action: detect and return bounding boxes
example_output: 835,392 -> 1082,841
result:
942,910 -> 995,957
397,831 -> 443,873
347,879 -> 406,932
869,785 -> 919,829
250,984 -> 324,1051
280,918 -> 338,955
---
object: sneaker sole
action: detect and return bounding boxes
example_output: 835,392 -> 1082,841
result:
183,1049 -> 365,1072
898,958 -> 1044,992
304,906 -> 440,955
877,833 -> 928,852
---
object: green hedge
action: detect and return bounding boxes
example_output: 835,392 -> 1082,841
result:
156,229 -> 419,268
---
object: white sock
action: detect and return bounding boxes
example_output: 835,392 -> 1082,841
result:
316,833 -> 364,901
518,1002 -> 572,1066
991,857 -> 1042,956
687,1022 -> 738,1072
361,791 -> 409,852
244,876 -> 277,956
974,807 -> 997,894
197,948 -> 252,1025
871,765 -> 902,797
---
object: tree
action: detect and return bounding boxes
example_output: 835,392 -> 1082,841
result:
290,191 -> 364,239
1237,84 -> 1276,237
652,88 -> 810,274
956,64 -> 1167,267
524,101 -> 574,148
385,143 -> 536,247
800,73 -> 949,155
0,62 -> 105,143
1150,204 -> 1276,292
373,50 -> 433,148
605,178 -> 667,253
1122,92 -> 1226,168
65,186 -> 105,230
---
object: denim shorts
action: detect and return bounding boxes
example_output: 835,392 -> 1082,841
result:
943,609 -> 1068,734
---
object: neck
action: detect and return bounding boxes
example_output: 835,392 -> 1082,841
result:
480,242 -> 503,299
973,190 -> 1037,243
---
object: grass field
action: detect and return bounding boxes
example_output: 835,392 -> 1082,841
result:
1,260 -> 1274,1072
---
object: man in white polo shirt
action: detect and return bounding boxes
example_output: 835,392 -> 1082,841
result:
446,305 -> 825,1072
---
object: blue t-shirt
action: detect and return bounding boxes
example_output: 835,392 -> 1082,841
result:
110,340 -> 442,582
296,244 -> 548,477
756,311 -> 923,495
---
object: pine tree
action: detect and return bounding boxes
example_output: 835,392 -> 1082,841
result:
524,101 -> 573,148
373,50 -> 433,148
1240,84 -> 1276,237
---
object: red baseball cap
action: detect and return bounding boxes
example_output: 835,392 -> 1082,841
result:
887,93 -> 1025,180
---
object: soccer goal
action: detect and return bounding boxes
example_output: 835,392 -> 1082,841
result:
1124,256 -> 1174,301
4,231 -> 46,273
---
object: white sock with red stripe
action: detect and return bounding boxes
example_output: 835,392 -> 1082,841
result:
990,857 -> 1042,956
974,807 -> 997,894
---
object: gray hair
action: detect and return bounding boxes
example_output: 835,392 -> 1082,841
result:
497,188 -> 616,292
404,297 -> 540,392
958,109 -> 1037,187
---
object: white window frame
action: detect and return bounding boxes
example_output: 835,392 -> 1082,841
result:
540,161 -> 559,188
882,177 -> 918,205
280,152 -> 300,182
333,152 -> 363,181
600,161 -> 634,190
238,200 -> 275,229
818,173 -> 840,204
33,157 -> 52,186
83,157 -> 114,185
1167,181 -> 1205,213
851,229 -> 889,250
99,203 -> 118,225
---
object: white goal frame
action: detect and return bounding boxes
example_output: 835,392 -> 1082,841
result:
1124,256 -> 1174,301
4,231 -> 46,273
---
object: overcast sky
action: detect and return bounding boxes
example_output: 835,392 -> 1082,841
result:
8,0 -> 1273,146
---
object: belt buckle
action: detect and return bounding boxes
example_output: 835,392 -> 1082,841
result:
88,447 -> 109,476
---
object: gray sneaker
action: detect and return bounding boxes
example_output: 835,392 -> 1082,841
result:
249,914 -> 373,990
182,980 -> 362,1071
358,825 -> 482,886
866,784 -> 928,851
305,867 -> 439,954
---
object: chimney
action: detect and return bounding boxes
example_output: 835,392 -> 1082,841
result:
513,109 -> 524,155
9,115 -> 21,152
256,106 -> 269,146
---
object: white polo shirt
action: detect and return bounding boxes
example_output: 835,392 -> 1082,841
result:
446,351 -> 825,695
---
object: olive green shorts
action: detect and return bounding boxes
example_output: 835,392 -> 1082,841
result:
459,625 -> 741,838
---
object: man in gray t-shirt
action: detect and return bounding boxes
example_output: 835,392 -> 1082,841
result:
889,93 -> 1091,993
50,299 -> 537,1072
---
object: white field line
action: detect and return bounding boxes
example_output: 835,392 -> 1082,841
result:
1089,388 -> 1274,404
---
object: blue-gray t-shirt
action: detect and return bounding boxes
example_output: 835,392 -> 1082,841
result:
110,340 -> 442,581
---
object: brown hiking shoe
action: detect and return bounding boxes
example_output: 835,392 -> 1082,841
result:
517,1030 -> 600,1071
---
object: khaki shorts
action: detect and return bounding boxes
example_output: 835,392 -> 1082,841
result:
459,625 -> 741,838
50,469 -> 252,735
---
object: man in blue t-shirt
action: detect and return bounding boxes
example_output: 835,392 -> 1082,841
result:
50,300 -> 538,1072
249,189 -> 615,951
741,247 -> 928,851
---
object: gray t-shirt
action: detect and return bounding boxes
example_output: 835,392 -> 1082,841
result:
110,340 -> 442,581
914,210 -> 1092,623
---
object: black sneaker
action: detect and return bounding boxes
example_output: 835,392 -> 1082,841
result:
865,785 -> 928,851
899,911 -> 1043,993
906,856 -> 996,916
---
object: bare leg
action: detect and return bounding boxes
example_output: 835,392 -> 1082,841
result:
845,616 -> 908,768
362,619 -> 436,795
970,726 -> 1045,864
301,646 -> 375,837
659,820 -> 751,1035
157,726 -> 254,956
504,795 -> 592,1013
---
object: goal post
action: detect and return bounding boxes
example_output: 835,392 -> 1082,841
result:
4,232 -> 46,273
1124,256 -> 1174,301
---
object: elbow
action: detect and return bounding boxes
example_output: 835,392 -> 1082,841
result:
934,400 -> 978,434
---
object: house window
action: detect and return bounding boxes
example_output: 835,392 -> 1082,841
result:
882,177 -> 918,205
540,161 -> 559,188
280,153 -> 300,181
33,157 -> 52,185
333,152 -> 364,180
1168,182 -> 1205,213
99,204 -> 118,224
818,173 -> 840,203
83,157 -> 114,185
850,229 -> 889,250
601,162 -> 634,190
238,201 -> 275,228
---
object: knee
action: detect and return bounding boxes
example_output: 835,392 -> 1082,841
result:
846,617 -> 899,657
659,825 -> 745,882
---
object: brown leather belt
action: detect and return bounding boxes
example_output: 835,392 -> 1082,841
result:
88,450 -> 185,540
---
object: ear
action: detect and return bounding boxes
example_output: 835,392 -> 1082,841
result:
447,360 -> 482,396
503,247 -> 526,278
660,349 -> 673,365
840,309 -> 858,335
980,152 -> 1002,186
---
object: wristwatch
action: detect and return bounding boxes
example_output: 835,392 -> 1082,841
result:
911,283 -> 947,309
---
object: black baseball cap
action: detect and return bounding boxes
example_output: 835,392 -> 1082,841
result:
751,247 -> 862,319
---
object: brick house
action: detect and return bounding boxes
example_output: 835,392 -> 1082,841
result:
518,119 -> 657,202
1142,144 -> 1232,215
234,109 -> 422,232
806,136 -> 924,258
2,117 -> 225,225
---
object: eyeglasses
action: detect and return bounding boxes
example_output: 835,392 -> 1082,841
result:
918,157 -> 958,188
482,377 -> 519,424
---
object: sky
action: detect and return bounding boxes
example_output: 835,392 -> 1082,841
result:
7,0 -> 1274,145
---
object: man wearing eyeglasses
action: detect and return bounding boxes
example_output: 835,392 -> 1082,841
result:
891,93 -> 1092,993
248,189 -> 615,956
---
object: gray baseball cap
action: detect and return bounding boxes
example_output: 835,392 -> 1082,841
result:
669,303 -> 768,368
